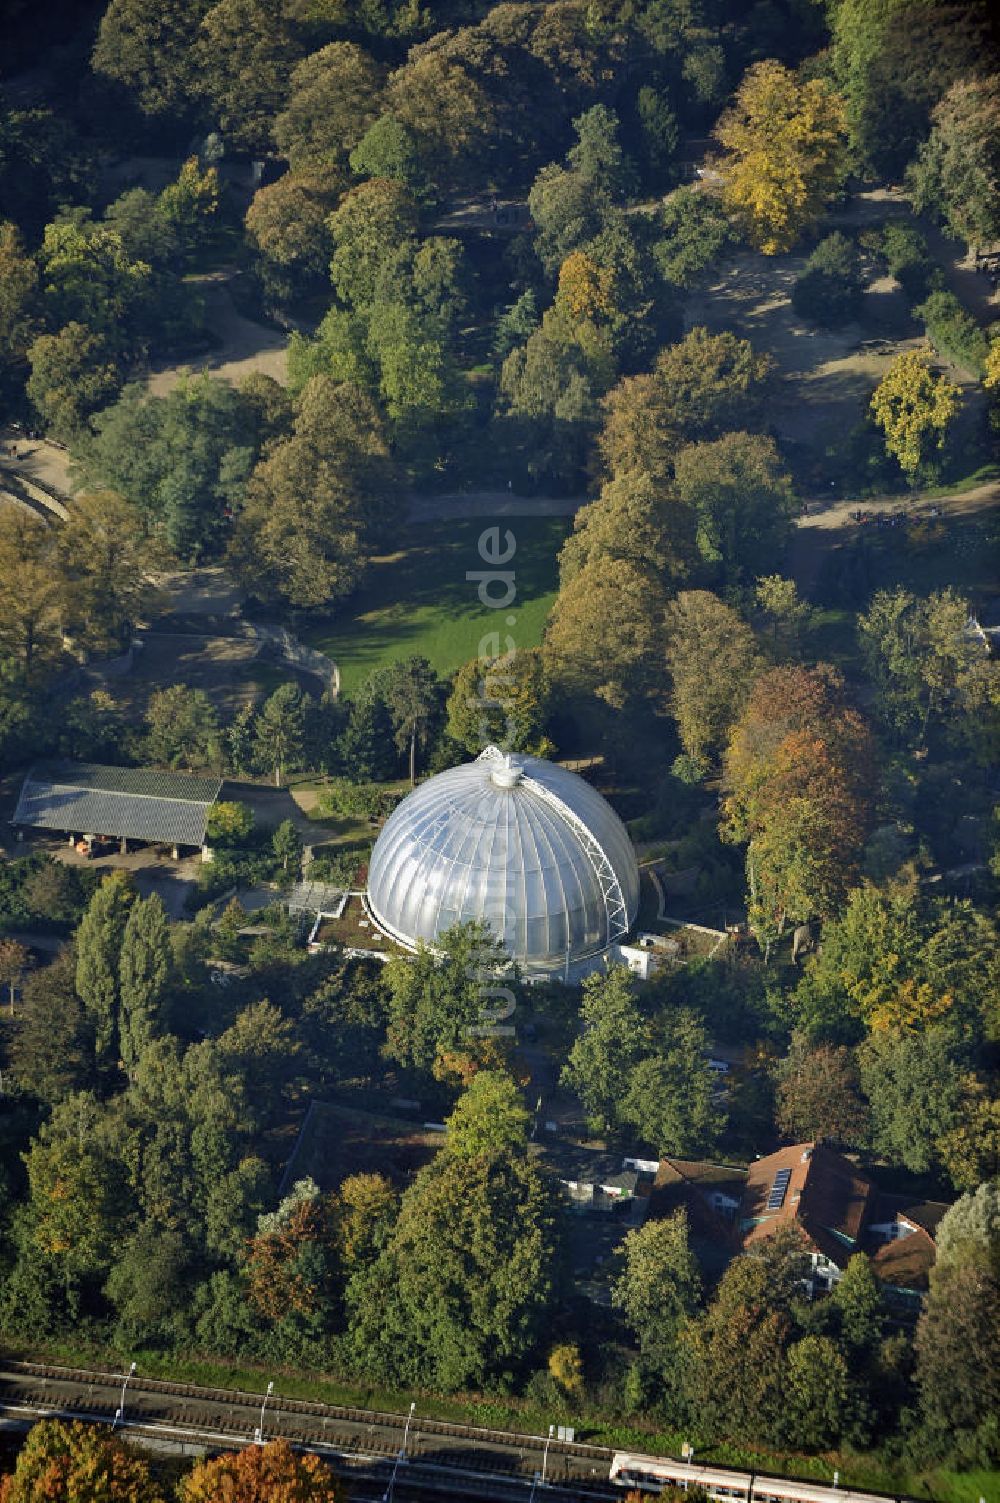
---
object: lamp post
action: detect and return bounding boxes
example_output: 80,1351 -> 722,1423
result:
253,1381 -> 274,1445
382,1402 -> 416,1502
540,1424 -> 555,1487
113,1362 -> 136,1430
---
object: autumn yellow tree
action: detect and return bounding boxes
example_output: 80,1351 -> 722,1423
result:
178,1439 -> 345,1503
714,61 -> 848,254
870,350 -> 960,480
0,1419 -> 165,1503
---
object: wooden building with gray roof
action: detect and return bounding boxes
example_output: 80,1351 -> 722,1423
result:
13,762 -> 222,855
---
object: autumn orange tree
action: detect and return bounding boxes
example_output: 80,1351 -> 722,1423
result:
245,1178 -> 340,1327
177,1439 -> 344,1503
0,1419 -> 165,1503
722,666 -> 873,951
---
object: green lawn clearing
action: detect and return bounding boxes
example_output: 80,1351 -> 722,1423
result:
302,514 -> 571,696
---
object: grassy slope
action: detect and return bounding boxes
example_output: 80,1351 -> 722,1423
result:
301,515 -> 570,696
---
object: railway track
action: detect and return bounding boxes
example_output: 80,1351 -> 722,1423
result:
0,1359 -> 614,1498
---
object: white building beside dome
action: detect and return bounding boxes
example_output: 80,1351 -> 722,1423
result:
365,746 -> 640,978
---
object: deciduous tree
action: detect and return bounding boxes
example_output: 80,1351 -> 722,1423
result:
446,649 -> 550,757
119,893 -> 172,1074
870,350 -> 959,481
75,872 -> 135,1066
774,1037 -> 869,1147
561,966 -> 647,1128
714,61 -> 848,255
613,1209 -> 702,1365
664,591 -> 760,770
544,557 -> 667,710
179,1438 -> 344,1502
0,1418 -> 165,1503
275,43 -> 384,171
144,685 -> 220,770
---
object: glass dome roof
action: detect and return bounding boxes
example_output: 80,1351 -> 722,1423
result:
366,747 -> 640,973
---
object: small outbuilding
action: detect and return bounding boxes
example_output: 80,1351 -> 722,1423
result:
13,761 -> 222,857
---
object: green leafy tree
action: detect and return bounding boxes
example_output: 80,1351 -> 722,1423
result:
383,920 -> 515,1073
144,685 -> 221,770
791,232 -> 864,327
75,873 -> 135,1067
447,649 -> 550,757
230,375 -> 395,608
384,54 -> 492,190
206,801 -> 254,844
254,683 -> 308,785
272,819 -> 303,874
349,115 -> 425,194
682,1231 -> 808,1444
374,655 -> 440,784
119,894 -> 172,1074
58,489 -> 158,655
346,1084 -> 560,1390
9,950 -> 94,1107
664,591 -> 760,770
915,1257 -> 1000,1453
27,323 -> 123,445
38,214 -> 156,356
909,76 -> 1000,251
599,327 -> 774,484
559,471 -> 697,588
245,170 -> 339,306
620,1010 -> 725,1156
781,1335 -> 852,1450
612,1209 -> 702,1366
858,1026 -> 968,1177
195,0 -> 304,154
561,966 -> 647,1129
654,187 -> 736,289
275,43 -> 384,172
77,375 -> 259,561
544,557 -> 668,711
831,1253 -> 883,1352
445,1070 -> 530,1159
0,510 -> 63,679
672,431 -> 796,585
0,218 -> 39,381
21,1093 -> 133,1283
92,0 -> 212,119
328,178 -> 419,311
934,1179 -> 1000,1273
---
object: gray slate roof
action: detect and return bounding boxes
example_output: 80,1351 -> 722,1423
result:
13,762 -> 222,846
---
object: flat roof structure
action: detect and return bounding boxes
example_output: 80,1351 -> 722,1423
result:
13,762 -> 222,847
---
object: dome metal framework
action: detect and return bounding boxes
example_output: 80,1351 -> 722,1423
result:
366,746 -> 640,976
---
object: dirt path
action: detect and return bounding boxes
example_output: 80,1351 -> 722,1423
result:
407,490 -> 582,523
147,275 -> 289,396
790,477 -> 1000,594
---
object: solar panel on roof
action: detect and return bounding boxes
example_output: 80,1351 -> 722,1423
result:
766,1167 -> 792,1210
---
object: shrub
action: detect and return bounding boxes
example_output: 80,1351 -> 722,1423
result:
315,779 -> 403,821
914,289 -> 989,376
791,233 -> 864,327
880,223 -> 943,302
206,800 -> 255,846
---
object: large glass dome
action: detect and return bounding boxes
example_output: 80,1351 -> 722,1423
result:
366,747 -> 640,975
